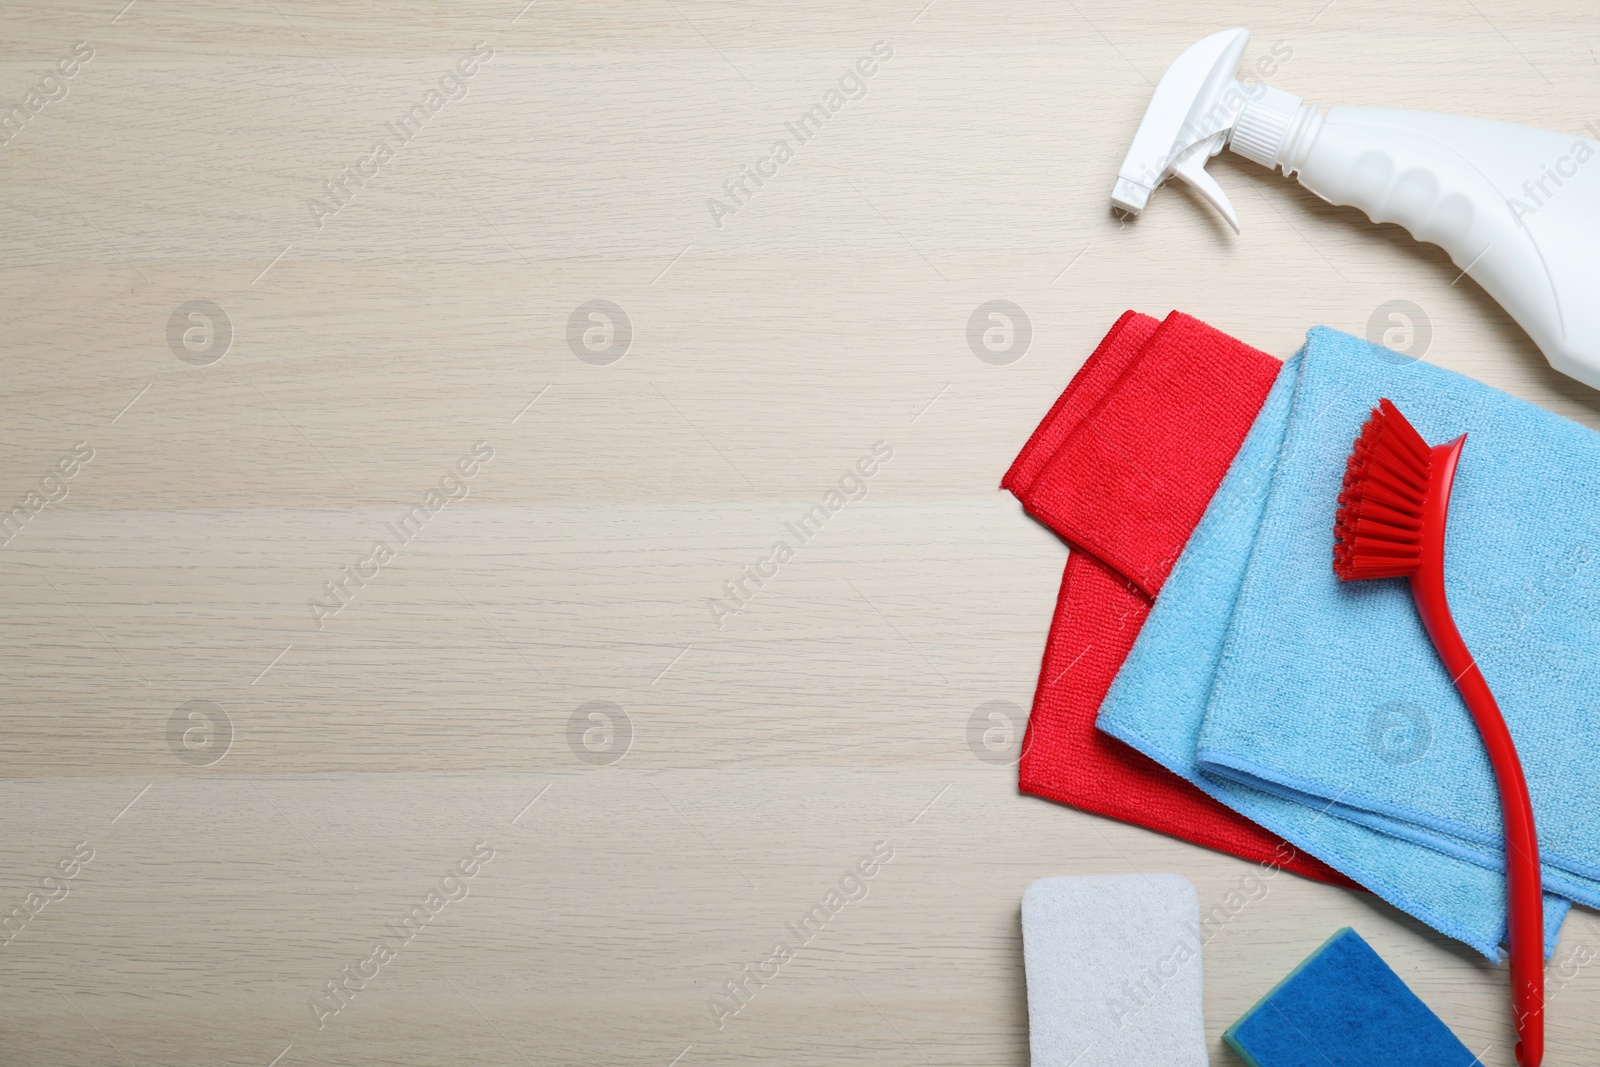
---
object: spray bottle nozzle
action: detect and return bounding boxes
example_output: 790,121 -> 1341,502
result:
1111,28 -> 1261,232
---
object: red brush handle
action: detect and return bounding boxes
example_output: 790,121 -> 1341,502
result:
1413,436 -> 1544,1067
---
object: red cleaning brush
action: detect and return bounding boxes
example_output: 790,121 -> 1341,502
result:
1334,398 -> 1544,1067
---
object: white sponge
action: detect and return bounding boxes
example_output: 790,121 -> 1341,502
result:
1021,874 -> 1207,1067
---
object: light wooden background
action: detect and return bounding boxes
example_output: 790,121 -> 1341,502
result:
3,1 -> 1599,1064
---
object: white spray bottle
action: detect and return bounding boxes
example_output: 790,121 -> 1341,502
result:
1113,28 -> 1600,391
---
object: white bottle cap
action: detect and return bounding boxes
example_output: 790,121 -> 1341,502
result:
1231,84 -> 1303,170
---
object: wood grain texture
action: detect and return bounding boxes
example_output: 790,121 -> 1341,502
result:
2,1 -> 1598,1063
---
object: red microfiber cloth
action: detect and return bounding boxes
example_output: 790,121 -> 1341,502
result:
1006,311 -> 1357,887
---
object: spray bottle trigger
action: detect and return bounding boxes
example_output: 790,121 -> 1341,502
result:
1170,139 -> 1239,233
1111,27 -> 1250,231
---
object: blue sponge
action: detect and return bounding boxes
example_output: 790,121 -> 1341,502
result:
1224,928 -> 1479,1067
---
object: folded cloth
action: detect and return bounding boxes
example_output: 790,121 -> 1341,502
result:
1003,310 -> 1160,499
1007,311 -> 1355,886
1010,311 -> 1284,599
1097,334 -> 1574,958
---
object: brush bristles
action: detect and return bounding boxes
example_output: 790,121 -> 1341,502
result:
1333,398 -> 1431,581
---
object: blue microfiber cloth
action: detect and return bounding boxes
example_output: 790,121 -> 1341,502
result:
1196,328 -> 1600,909
1097,340 -> 1572,958
1224,928 -> 1478,1067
